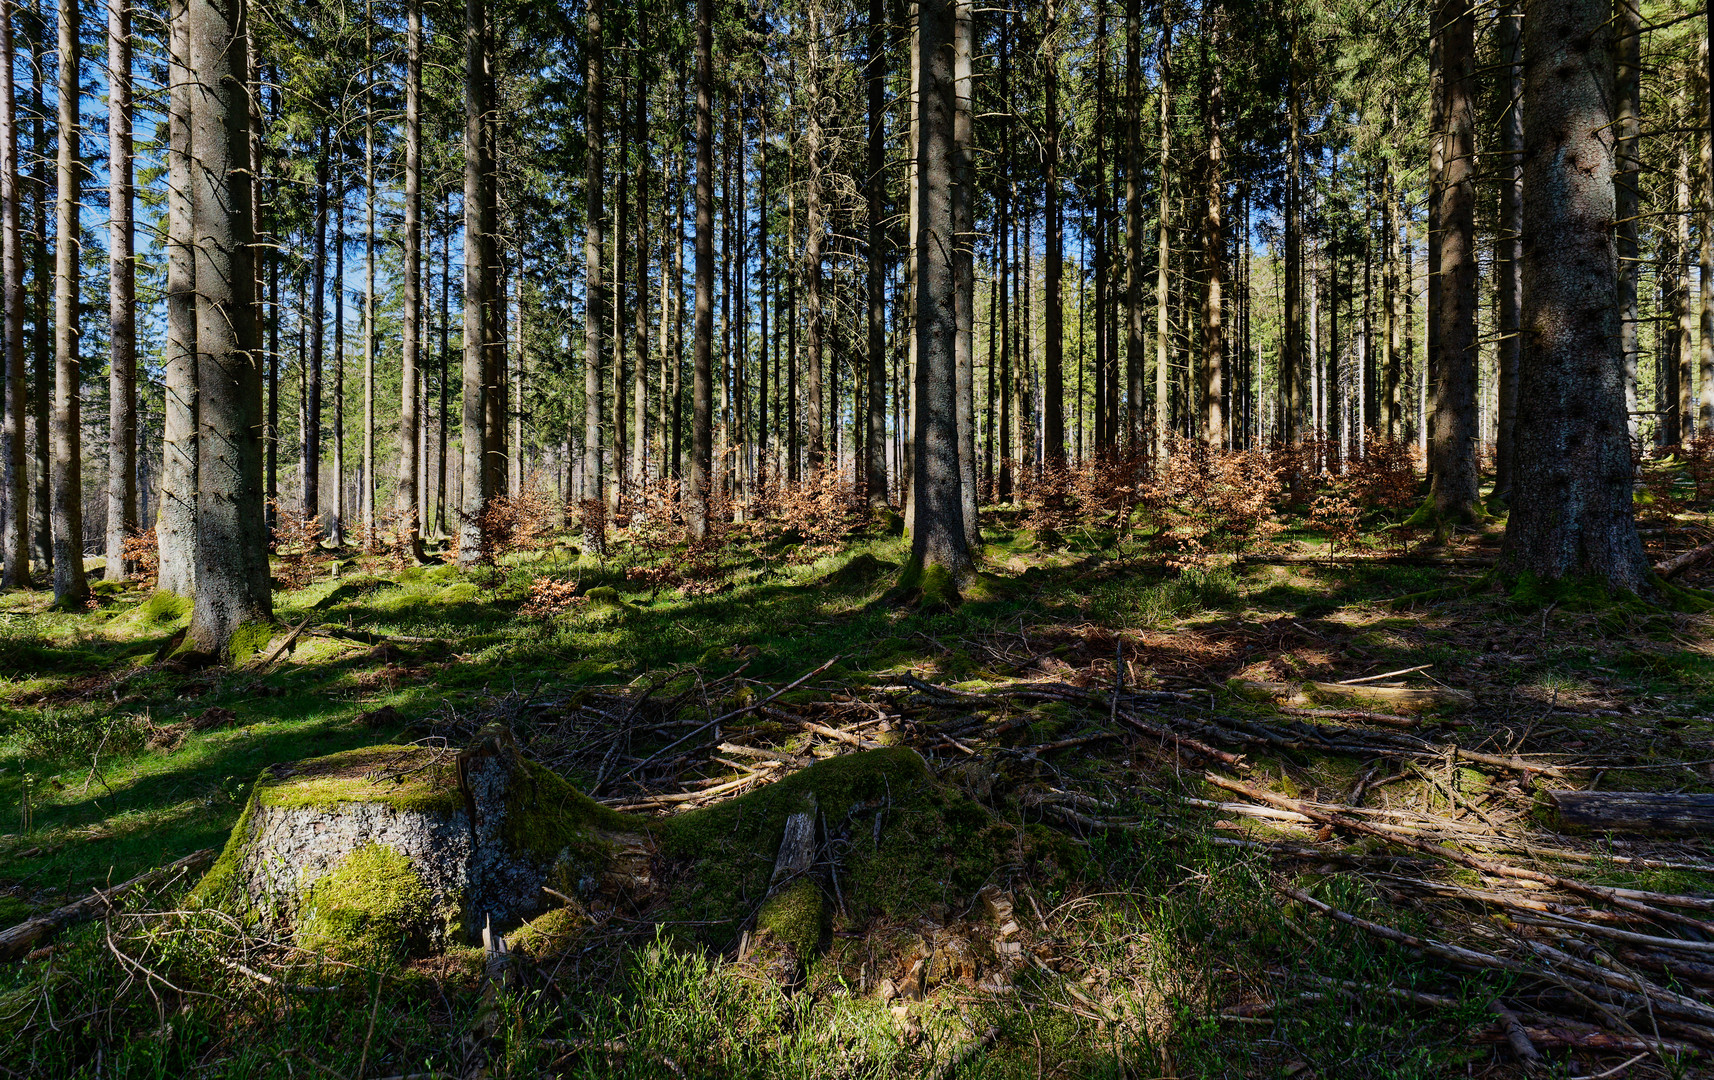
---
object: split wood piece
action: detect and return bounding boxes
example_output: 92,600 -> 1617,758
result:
607,770 -> 766,811
1239,553 -> 1494,568
1656,538 -> 1714,580
1114,710 -> 1247,769
1376,875 -> 1661,927
800,721 -> 881,749
1490,1000 -> 1544,1068
1551,790 -> 1714,838
1472,1024 -> 1700,1055
613,656 -> 841,783
769,794 -> 818,893
1280,705 -> 1420,729
1520,938 -> 1714,1026
306,626 -> 441,646
0,848 -> 216,961
254,616 -> 315,670
1311,680 -> 1476,711
717,743 -> 812,767
1214,774 -> 1714,933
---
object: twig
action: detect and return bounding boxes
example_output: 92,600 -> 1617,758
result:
1339,664 -> 1433,685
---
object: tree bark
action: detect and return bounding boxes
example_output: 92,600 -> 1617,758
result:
1282,23 -> 1301,444
907,0 -> 975,597
864,0 -> 887,508
187,0 -> 271,656
457,0 -> 490,564
953,0 -> 976,547
1614,0 -> 1639,440
1199,4 -> 1224,448
803,2 -> 827,477
159,0 -> 196,597
688,0 -> 713,537
1498,0 -> 1653,595
1427,0 -> 1479,524
105,0 -> 134,581
362,2 -> 377,548
580,0 -> 605,549
49,0 -> 85,607
631,20 -> 648,490
1154,13 -> 1172,457
25,9 -> 45,577
1675,143 -> 1694,445
1701,24 -> 1714,433
0,0 -> 25,588
396,0 -> 422,558
1123,0 -> 1142,455
1041,0 -> 1063,470
1493,0 -> 1522,497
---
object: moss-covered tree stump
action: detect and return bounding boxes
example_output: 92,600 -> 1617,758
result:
192,732 -> 1066,974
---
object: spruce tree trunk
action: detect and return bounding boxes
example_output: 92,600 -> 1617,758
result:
907,0 -> 974,599
1154,17 -> 1172,457
864,0 -> 888,509
333,191 -> 346,547
1498,0 -> 1652,595
1493,0 -> 1522,497
105,0 -> 134,581
631,23 -> 648,490
362,4 -> 377,549
1040,0 -> 1063,470
1614,0 -> 1640,439
1199,5 -> 1224,449
159,0 -> 196,597
1282,27 -> 1300,444
49,0 -> 85,607
688,0 -> 713,537
1701,25 -> 1714,433
581,0 -> 605,550
1675,144 -> 1694,445
396,0 -> 421,558
1123,0 -> 1142,455
303,137 -> 324,525
953,0 -> 976,547
0,0 -> 25,588
26,10 -> 45,577
457,0 -> 489,564
803,5 -> 826,477
1427,0 -> 1479,524
187,0 -> 270,656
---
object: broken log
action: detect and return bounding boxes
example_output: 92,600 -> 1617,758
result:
1232,680 -> 1474,712
1551,790 -> 1714,838
1657,538 -> 1714,581
0,848 -> 216,961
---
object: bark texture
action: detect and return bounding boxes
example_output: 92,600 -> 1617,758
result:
1498,0 -> 1653,595
49,0 -> 86,607
105,0 -> 135,581
186,0 -> 271,657
0,0 -> 25,588
907,0 -> 974,598
159,0 -> 196,597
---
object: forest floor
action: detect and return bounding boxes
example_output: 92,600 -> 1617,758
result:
4,485 -> 1714,1079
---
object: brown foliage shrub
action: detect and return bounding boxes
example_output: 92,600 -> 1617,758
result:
269,500 -> 329,589
1137,438 -> 1283,569
519,577 -> 585,620
122,527 -> 159,587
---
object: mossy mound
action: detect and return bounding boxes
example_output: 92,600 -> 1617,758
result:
816,553 -> 898,593
654,748 -> 1022,948
296,843 -> 435,967
193,737 -> 1024,976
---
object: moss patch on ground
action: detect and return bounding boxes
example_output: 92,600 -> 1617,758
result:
252,745 -> 466,815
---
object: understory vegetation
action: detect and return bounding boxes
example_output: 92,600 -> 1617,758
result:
4,452 -> 1714,1079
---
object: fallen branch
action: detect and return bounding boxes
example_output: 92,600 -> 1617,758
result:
1214,774 -> 1714,933
1656,538 -> 1714,580
0,848 -> 217,961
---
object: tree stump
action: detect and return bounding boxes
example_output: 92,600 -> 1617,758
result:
192,734 -> 1061,975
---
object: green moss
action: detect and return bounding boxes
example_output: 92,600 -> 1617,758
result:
225,619 -> 276,665
116,591 -> 192,629
500,756 -> 641,863
508,904 -> 589,958
897,558 -> 963,609
816,553 -> 898,593
296,843 -> 434,967
188,786 -> 263,910
253,745 -> 466,815
756,879 -> 824,957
